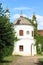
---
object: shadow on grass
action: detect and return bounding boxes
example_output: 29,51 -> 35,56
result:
0,60 -> 11,63
0,60 -> 12,65
35,61 -> 43,65
38,61 -> 43,65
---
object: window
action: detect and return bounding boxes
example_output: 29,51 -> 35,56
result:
19,30 -> 23,36
26,31 -> 29,34
19,45 -> 23,51
32,31 -> 34,36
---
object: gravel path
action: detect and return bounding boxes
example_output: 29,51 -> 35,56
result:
11,56 -> 40,65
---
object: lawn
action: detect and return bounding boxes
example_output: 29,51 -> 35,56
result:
0,55 -> 20,65
39,58 -> 43,61
38,58 -> 43,65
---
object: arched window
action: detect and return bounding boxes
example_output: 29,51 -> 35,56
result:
19,30 -> 23,36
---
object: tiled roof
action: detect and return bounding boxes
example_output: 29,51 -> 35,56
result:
14,16 -> 32,25
38,30 -> 43,36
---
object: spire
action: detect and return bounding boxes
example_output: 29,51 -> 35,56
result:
6,6 -> 9,13
5,6 -> 10,18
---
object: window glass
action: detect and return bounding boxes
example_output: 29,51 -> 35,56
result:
26,31 -> 29,34
19,30 -> 23,36
32,31 -> 34,36
19,45 -> 23,51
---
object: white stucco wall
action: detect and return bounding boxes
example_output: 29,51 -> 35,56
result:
12,25 -> 36,56
12,39 -> 36,56
14,25 -> 34,39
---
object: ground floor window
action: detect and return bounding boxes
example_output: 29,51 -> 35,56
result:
19,45 -> 23,51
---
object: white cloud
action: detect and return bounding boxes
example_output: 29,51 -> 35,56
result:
11,14 -> 20,22
13,14 -> 20,20
13,7 -> 32,10
36,14 -> 43,29
29,14 -> 43,29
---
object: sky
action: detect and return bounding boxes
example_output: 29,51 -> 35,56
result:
0,0 -> 43,30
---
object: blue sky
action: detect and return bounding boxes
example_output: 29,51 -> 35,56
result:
0,0 -> 43,29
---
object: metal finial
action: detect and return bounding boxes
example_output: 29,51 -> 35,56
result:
20,10 -> 23,17
21,10 -> 22,15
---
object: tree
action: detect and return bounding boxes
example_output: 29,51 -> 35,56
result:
32,14 -> 39,53
0,3 -> 4,16
32,14 -> 43,54
0,3 -> 17,61
32,14 -> 38,39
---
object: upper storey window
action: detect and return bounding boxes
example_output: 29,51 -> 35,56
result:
32,31 -> 34,36
19,30 -> 23,36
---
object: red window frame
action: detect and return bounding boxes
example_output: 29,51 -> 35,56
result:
19,30 -> 23,36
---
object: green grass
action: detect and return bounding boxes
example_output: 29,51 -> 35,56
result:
38,58 -> 43,62
0,55 -> 20,65
38,58 -> 43,65
36,54 -> 43,56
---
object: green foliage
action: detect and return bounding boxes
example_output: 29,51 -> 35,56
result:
0,3 -> 17,61
36,35 -> 43,54
32,14 -> 38,38
0,55 -> 20,65
32,14 -> 40,53
32,14 -> 36,21
0,3 -> 4,16
32,14 -> 43,54
32,14 -> 37,28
